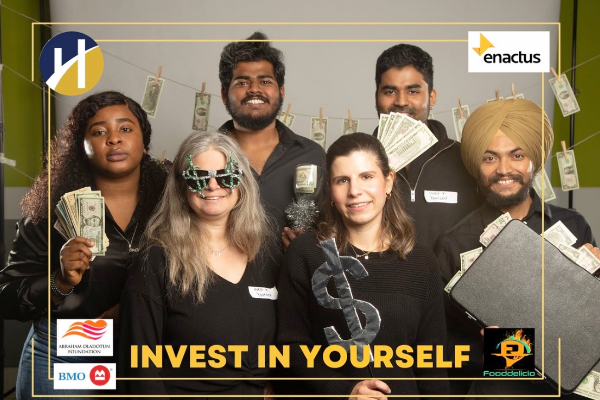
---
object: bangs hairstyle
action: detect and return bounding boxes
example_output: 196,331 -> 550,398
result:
218,31 -> 285,91
317,133 -> 415,259
375,44 -> 434,94
144,130 -> 272,303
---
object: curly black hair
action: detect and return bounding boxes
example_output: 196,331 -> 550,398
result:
22,91 -> 168,224
218,31 -> 285,91
375,44 -> 434,93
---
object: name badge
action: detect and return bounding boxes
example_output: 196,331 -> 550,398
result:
248,286 -> 278,300
424,190 -> 458,204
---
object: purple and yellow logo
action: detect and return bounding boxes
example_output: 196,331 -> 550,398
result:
39,31 -> 103,96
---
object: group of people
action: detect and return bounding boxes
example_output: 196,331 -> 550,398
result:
0,31 -> 598,400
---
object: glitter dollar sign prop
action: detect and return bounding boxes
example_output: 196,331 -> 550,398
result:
312,238 -> 381,362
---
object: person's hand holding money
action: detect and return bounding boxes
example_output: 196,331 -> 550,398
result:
580,243 -> 600,260
58,236 -> 95,291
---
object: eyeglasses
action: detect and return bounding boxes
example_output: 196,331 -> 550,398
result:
182,154 -> 243,194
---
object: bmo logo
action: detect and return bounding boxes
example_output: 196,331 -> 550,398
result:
54,363 -> 116,390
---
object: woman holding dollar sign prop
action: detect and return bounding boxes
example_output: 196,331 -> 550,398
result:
0,91 -> 169,398
277,133 -> 448,399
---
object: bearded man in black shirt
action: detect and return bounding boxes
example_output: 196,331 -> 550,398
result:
436,98 -> 599,399
218,32 -> 326,250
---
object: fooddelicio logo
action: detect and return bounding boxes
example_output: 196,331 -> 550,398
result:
57,319 -> 113,357
483,328 -> 536,377
39,31 -> 103,95
468,31 -> 550,73
54,363 -> 116,390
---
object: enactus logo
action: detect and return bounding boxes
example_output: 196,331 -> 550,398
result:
468,31 -> 549,73
39,31 -> 103,95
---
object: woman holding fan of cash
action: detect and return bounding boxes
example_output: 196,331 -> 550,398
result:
277,132 -> 448,399
0,91 -> 168,398
119,131 -> 277,397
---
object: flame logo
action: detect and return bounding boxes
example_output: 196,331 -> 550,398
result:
62,320 -> 107,340
492,329 -> 533,368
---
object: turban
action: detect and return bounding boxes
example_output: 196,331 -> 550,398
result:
460,99 -> 553,180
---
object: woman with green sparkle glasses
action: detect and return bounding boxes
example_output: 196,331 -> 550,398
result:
119,130 -> 278,397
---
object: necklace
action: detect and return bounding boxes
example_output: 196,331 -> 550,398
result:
349,243 -> 375,260
211,242 -> 231,256
113,223 -> 139,253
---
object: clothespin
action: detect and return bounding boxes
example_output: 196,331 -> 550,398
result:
153,66 -> 162,83
550,67 -> 561,82
348,109 -> 353,130
457,99 -> 465,118
561,141 -> 568,158
283,103 -> 291,123
200,82 -> 206,101
319,107 -> 323,128
0,153 -> 16,167
495,89 -> 500,101
511,83 -> 516,98
160,150 -> 166,162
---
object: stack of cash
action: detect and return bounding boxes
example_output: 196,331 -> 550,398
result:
479,212 -> 512,247
376,112 -> 438,171
55,187 -> 109,256
546,221 -> 600,275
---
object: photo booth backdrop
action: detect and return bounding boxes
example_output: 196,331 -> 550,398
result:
2,0 -> 599,369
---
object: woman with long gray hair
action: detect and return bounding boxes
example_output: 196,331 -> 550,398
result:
119,130 -> 277,397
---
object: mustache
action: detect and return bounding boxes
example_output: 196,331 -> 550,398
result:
242,95 -> 269,104
387,106 -> 416,114
486,173 -> 524,185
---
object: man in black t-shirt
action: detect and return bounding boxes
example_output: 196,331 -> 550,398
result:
436,99 -> 599,399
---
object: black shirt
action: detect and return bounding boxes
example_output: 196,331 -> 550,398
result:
119,245 -> 278,397
374,120 -> 481,252
219,120 -> 326,235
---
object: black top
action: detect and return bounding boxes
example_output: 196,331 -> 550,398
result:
276,232 -> 449,398
374,120 -> 481,252
219,120 -> 326,235
119,245 -> 278,397
435,191 -> 596,398
0,207 -> 144,321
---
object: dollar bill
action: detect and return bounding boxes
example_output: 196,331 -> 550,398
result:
444,271 -> 463,293
77,195 -> 105,256
277,111 -> 296,128
578,246 -> 600,275
556,150 -> 580,191
487,96 -> 504,103
549,74 -> 580,117
342,118 -> 360,135
544,220 -> 577,247
386,123 -> 438,171
506,93 -> 525,100
377,113 -> 390,141
451,105 -> 470,142
381,112 -> 418,148
310,117 -> 328,149
141,76 -> 164,118
558,243 -> 582,264
295,164 -> 318,194
192,92 -> 211,131
460,247 -> 483,272
480,212 -> 512,247
574,369 -> 600,399
532,169 -> 556,202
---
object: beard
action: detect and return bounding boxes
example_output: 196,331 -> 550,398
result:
479,173 -> 533,210
225,92 -> 283,131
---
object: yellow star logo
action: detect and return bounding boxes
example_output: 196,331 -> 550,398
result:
473,33 -> 494,56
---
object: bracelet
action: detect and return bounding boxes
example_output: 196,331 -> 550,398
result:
51,270 -> 75,297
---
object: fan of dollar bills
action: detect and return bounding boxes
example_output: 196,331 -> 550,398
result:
54,187 -> 109,256
376,112 -> 438,171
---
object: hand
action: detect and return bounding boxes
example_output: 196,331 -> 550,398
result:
59,236 -> 94,288
580,243 -> 600,261
282,227 -> 304,250
349,380 -> 390,400
97,304 -> 120,339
